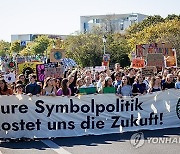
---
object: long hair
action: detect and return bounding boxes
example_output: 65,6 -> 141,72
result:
43,77 -> 51,89
61,78 -> 69,95
0,79 -> 8,93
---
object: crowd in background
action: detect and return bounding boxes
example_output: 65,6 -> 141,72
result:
0,63 -> 180,97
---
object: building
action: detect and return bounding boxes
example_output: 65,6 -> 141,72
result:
11,34 -> 68,44
80,13 -> 148,33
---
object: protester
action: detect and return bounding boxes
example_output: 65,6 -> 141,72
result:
42,77 -> 56,96
132,74 -> 147,96
175,71 -> 180,89
162,74 -> 175,90
15,84 -> 24,94
25,74 -> 41,95
56,78 -> 71,96
0,78 -> 13,95
148,76 -> 162,93
117,76 -> 132,97
113,72 -> 122,89
81,76 -> 94,88
127,68 -> 135,85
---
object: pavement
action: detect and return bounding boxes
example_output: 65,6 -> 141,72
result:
0,127 -> 180,154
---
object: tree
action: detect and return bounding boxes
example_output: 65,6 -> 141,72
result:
10,40 -> 24,55
0,40 -> 10,57
31,35 -> 50,55
127,18 -> 180,65
65,33 -> 103,67
126,15 -> 164,36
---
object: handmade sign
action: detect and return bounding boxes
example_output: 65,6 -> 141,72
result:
4,72 -> 16,83
131,58 -> 145,68
50,49 -> 65,62
95,66 -> 106,72
16,57 -> 25,64
18,62 -> 42,79
141,66 -> 156,77
36,63 -> 63,81
146,53 -> 164,67
164,49 -> 177,68
102,54 -> 110,67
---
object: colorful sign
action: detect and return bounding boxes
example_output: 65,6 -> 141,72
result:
132,58 -> 145,68
50,49 -> 65,62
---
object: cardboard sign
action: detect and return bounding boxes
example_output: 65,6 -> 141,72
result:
141,66 -> 156,77
4,73 -> 16,83
50,49 -> 65,62
132,58 -> 145,68
95,66 -> 106,72
36,63 -> 63,81
16,57 -> 25,64
136,43 -> 174,58
164,49 -> 177,68
146,53 -> 164,67
18,62 -> 42,79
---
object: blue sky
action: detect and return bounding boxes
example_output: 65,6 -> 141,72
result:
0,0 -> 179,41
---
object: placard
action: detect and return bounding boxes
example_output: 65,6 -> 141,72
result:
50,49 -> 65,62
146,53 -> 164,67
141,66 -> 156,77
131,58 -> 145,68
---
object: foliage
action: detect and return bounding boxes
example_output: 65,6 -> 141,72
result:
0,40 -> 10,57
126,18 -> 180,65
31,35 -> 50,55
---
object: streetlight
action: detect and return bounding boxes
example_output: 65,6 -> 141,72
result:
102,35 -> 107,55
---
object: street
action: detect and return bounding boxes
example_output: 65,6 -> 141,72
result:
0,127 -> 180,154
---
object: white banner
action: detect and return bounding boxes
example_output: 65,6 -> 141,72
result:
0,89 -> 180,139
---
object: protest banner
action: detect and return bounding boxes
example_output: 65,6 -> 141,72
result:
141,66 -> 156,77
50,49 -> 65,62
131,58 -> 145,68
0,89 -> 179,139
146,53 -> 164,67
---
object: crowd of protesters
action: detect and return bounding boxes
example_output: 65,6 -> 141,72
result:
0,63 -> 180,97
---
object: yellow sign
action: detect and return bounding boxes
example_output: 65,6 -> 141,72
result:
18,62 -> 42,75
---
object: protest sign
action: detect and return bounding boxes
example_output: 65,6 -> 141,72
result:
164,49 -> 177,68
141,66 -> 156,77
4,73 -> 16,83
50,49 -> 65,62
146,53 -> 164,67
36,63 -> 63,81
95,66 -> 106,72
131,58 -> 145,68
0,89 -> 179,139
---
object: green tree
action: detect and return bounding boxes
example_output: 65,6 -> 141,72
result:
31,35 -> 50,55
0,40 -> 10,57
126,15 -> 164,36
10,40 -> 24,55
127,18 -> 180,65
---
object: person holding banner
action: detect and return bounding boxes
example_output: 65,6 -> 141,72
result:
132,74 -> 147,96
25,74 -> 41,96
56,78 -> 71,97
148,76 -> 162,93
42,77 -> 57,96
162,74 -> 175,90
117,76 -> 132,97
175,71 -> 180,89
0,78 -> 13,95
